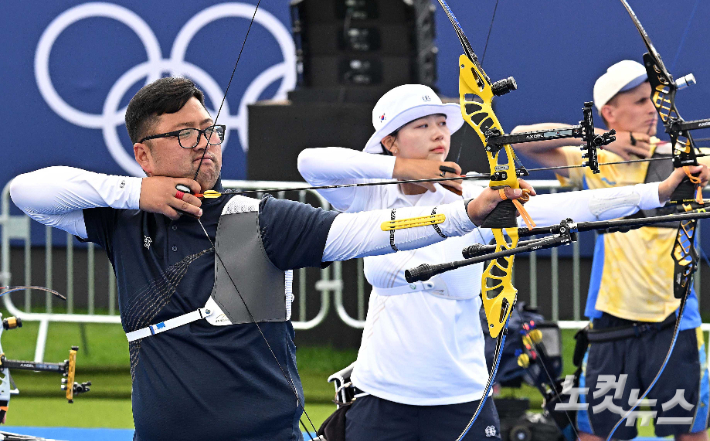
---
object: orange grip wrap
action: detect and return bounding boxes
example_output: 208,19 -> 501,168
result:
499,188 -> 536,229
682,166 -> 704,205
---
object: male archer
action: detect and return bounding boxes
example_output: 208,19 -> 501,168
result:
513,60 -> 710,441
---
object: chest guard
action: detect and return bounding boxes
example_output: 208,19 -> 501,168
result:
125,196 -> 291,343
624,150 -> 678,229
208,196 -> 288,325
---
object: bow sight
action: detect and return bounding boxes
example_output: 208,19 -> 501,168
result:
486,102 -> 616,175
0,313 -> 91,423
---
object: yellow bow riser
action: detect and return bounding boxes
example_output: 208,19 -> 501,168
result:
651,84 -> 674,124
66,347 -> 77,402
458,55 -> 520,191
650,85 -> 694,156
481,228 -> 519,338
459,54 -> 522,337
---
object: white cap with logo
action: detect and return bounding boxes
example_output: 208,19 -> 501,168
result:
363,84 -> 465,154
593,60 -> 648,112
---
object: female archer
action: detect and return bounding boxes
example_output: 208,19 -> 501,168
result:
298,84 -> 708,440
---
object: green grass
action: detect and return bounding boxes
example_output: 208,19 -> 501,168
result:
10,370 -> 131,399
4,398 -> 134,428
0,319 -> 133,428
0,320 -> 129,368
0,320 -> 356,429
298,346 -> 358,404
301,404 -> 337,433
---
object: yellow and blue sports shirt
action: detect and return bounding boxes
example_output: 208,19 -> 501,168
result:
558,139 -> 709,330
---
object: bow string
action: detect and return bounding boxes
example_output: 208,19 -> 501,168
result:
604,1 -> 710,438
191,1 -> 319,438
434,0 -> 533,438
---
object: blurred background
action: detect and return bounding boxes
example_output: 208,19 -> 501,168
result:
0,0 -> 709,438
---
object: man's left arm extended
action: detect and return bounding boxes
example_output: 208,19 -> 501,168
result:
258,196 -> 476,269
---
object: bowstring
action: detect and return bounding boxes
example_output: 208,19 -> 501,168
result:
193,0 -> 263,183
669,0 -> 701,72
456,330 -> 507,440
480,0 -> 500,64
453,122 -> 467,166
190,0 -> 318,437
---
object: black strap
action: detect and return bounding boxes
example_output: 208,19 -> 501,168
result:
389,209 -> 399,251
431,207 -> 447,238
585,313 -> 677,343
572,325 -> 590,367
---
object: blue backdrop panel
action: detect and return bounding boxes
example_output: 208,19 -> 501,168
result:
1,0 -> 295,184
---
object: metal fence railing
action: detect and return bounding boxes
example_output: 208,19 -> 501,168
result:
2,179 -> 708,360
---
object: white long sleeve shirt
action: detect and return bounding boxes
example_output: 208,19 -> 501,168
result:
298,147 -> 663,405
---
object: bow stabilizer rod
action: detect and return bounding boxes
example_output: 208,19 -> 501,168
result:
405,220 -> 577,284
405,208 -> 710,284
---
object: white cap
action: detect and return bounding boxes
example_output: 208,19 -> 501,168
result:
363,84 -> 465,154
593,60 -> 648,112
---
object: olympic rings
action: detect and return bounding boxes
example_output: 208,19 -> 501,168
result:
35,2 -> 296,177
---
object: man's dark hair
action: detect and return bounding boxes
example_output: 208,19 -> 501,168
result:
125,77 -> 206,144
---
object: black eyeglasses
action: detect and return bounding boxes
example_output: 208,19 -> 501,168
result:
139,125 -> 226,149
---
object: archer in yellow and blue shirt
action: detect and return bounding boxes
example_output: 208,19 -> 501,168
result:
512,59 -> 710,440
558,141 -> 710,330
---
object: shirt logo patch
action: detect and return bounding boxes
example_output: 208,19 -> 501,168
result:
143,236 -> 152,249
120,179 -> 125,188
485,425 -> 497,437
